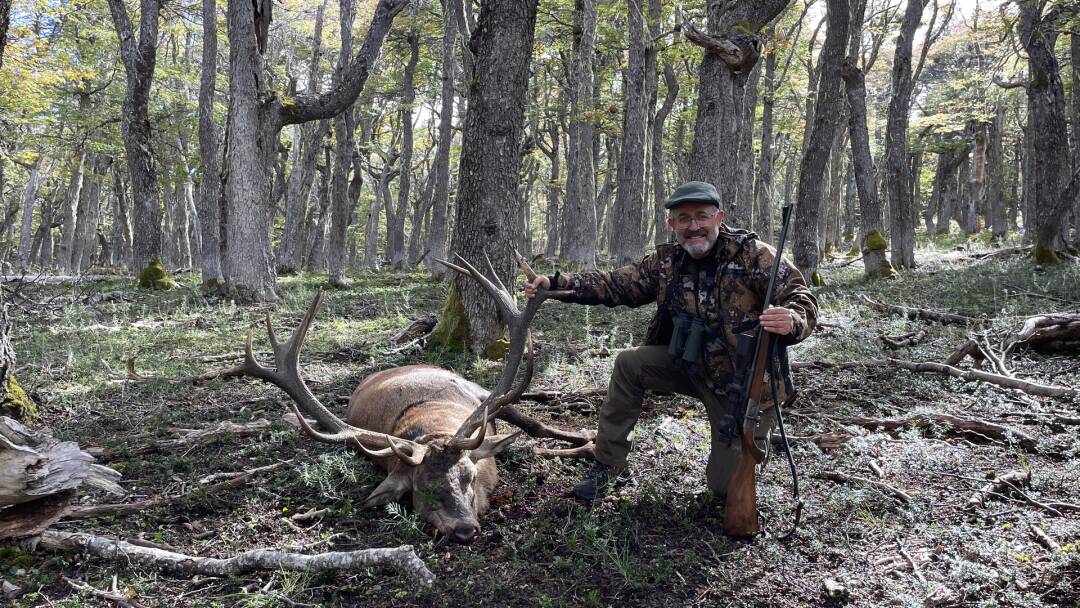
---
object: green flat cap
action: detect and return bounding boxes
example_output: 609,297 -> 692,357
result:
664,181 -> 722,209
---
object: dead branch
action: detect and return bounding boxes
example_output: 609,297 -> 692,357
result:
389,315 -> 437,344
813,470 -> 912,505
1004,314 -> 1080,354
37,531 -> 435,585
64,576 -> 146,608
943,339 -> 985,367
897,541 -> 927,585
520,388 -> 608,402
965,470 -> 1030,509
101,420 -> 272,458
970,244 -> 1032,259
496,405 -> 595,446
1029,522 -> 1060,552
837,413 -> 1038,452
63,461 -> 290,520
974,335 -> 1013,378
533,442 -> 596,458
882,357 -> 1077,400
880,330 -> 927,349
857,293 -> 985,325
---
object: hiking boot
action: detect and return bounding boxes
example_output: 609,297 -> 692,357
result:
573,462 -> 617,501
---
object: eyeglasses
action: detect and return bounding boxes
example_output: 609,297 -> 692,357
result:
672,211 -> 719,229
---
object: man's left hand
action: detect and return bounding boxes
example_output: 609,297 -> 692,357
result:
760,306 -> 797,336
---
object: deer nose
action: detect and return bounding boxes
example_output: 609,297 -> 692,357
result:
452,523 -> 479,544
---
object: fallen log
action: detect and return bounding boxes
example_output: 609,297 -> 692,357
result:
837,413 -> 1038,452
36,530 -> 435,585
0,417 -> 123,539
857,294 -> 986,325
1005,314 -> 1080,354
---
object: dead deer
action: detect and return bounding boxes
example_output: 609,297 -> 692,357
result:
233,254 -> 587,544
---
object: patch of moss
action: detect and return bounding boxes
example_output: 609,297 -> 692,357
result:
1,375 -> 38,421
484,338 -> 510,360
432,283 -> 469,351
1034,242 -> 1061,265
201,277 -> 227,295
822,242 -> 835,259
864,230 -> 888,252
811,271 -> 826,287
0,547 -> 34,569
137,259 -> 177,290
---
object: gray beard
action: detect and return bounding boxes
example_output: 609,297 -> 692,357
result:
680,237 -> 714,258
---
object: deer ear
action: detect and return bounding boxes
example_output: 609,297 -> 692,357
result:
361,466 -> 412,508
469,430 -> 522,462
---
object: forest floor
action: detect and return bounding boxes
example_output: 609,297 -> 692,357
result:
3,232 -> 1080,608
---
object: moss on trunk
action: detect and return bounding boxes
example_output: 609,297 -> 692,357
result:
137,259 -> 177,290
1,375 -> 38,420
432,282 -> 469,351
1034,242 -> 1061,265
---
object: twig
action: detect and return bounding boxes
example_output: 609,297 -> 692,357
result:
63,461 -> 291,519
836,412 -> 1038,452
813,470 -> 913,505
857,293 -> 986,325
897,541 -> 927,585
64,576 -> 146,608
965,470 -> 1030,510
39,531 -> 435,585
1029,521 -> 1060,552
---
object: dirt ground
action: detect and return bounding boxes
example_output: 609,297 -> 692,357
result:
3,238 -> 1079,607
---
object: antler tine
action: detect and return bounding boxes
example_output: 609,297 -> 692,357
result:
455,334 -> 535,440
450,253 -> 518,318
513,249 -> 537,281
449,404 -> 489,451
286,397 -> 427,463
482,250 -> 509,296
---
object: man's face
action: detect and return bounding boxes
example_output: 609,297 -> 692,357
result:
667,202 -> 724,258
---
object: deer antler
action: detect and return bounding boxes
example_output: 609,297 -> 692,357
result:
236,289 -> 427,459
437,251 -> 570,444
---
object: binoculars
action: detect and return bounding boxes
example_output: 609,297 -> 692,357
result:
668,314 -> 706,364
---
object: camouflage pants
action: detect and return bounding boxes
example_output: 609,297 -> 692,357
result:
594,345 -> 776,497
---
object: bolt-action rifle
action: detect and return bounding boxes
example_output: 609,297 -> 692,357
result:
723,202 -> 803,538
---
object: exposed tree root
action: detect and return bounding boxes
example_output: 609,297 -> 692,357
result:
880,329 -> 927,349
813,470 -> 912,504
35,531 -> 435,585
836,413 -> 1038,452
857,293 -> 986,325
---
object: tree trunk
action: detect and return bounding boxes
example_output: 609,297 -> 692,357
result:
438,0 -> 538,354
222,0 -> 405,302
425,0 -> 459,278
653,62 -> 679,245
57,150 -> 87,273
278,0 -> 329,276
327,0 -> 362,287
1071,33 -> 1080,248
196,0 -> 225,290
307,150 -> 332,272
841,58 -> 891,278
16,157 -> 50,271
883,0 -> 925,269
961,125 -> 986,234
688,1 -> 792,223
110,168 -> 133,267
388,32 -> 420,270
754,43 -> 777,244
934,141 -> 970,234
793,0 -> 848,285
1017,2 -> 1073,263
610,0 -> 648,266
987,103 -> 1008,239
561,0 -> 598,269
73,155 -> 111,272
0,0 -> 11,69
107,0 -> 164,275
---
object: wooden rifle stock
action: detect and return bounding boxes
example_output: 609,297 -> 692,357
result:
723,328 -> 771,536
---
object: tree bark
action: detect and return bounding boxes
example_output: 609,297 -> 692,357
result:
1017,2 -> 1073,263
16,156 -> 51,271
196,0 -> 225,289
652,61 -> 678,245
883,0 -> 926,269
387,32 -> 420,270
0,0 -> 11,69
610,0 -> 648,266
440,0 -> 539,353
754,42 -> 776,243
841,58 -> 891,278
107,0 -> 164,274
986,103 -> 1007,238
73,155 -> 111,272
425,0 -> 460,278
561,0 -> 598,269
57,149 -> 86,273
793,0 -> 848,284
688,1 -> 792,223
110,168 -> 133,267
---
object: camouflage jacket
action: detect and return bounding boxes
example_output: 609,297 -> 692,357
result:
551,226 -> 818,402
